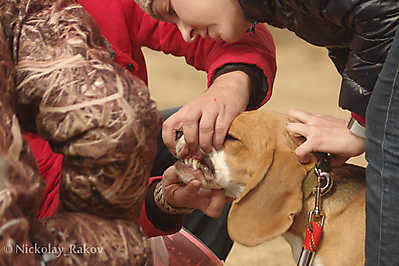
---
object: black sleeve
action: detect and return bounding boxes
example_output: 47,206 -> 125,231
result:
145,180 -> 183,231
330,0 -> 399,116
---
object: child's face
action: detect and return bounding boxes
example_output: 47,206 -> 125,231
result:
152,0 -> 249,42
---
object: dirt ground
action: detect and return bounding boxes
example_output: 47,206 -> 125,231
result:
143,26 -> 366,266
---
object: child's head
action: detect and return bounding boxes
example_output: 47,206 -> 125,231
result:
135,0 -> 250,43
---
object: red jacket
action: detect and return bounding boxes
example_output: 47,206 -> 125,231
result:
27,0 -> 276,237
76,0 -> 276,93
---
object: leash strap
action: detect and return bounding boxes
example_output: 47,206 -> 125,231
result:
297,221 -> 323,266
304,222 -> 323,252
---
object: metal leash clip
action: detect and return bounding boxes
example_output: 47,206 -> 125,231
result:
297,154 -> 332,266
315,154 -> 333,197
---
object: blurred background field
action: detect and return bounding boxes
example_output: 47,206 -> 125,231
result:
144,26 -> 366,266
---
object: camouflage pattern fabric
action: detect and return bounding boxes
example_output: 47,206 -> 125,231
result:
30,212 -> 152,265
4,0 -> 162,221
0,14 -> 44,265
0,0 -> 160,264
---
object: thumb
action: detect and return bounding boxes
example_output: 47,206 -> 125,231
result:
171,180 -> 202,208
199,190 -> 226,218
295,143 -> 312,164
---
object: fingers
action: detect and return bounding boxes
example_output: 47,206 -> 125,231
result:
288,119 -> 331,163
212,107 -> 232,151
183,118 -> 200,154
198,110 -> 218,153
288,111 -> 324,163
287,110 -> 364,165
162,108 -> 202,155
190,186 -> 226,217
289,108 -> 346,126
161,166 -> 228,217
162,119 -> 179,156
193,105 -> 232,153
200,190 -> 226,218
288,108 -> 313,123
162,166 -> 202,207
294,140 -> 314,164
163,167 -> 203,197
174,180 -> 202,202
161,166 -> 181,187
162,103 -> 232,155
287,122 -> 309,138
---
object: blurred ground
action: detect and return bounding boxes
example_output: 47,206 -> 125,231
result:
144,26 -> 366,266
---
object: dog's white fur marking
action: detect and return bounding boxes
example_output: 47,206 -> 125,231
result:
283,232 -> 303,263
208,148 -> 244,198
175,136 -> 244,198
312,256 -> 323,266
283,232 -> 324,266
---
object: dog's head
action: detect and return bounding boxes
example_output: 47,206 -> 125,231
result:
229,110 -> 320,246
175,109 -> 316,246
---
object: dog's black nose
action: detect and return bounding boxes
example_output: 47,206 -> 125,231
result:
176,130 -> 183,140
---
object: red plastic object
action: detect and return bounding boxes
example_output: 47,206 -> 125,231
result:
151,228 -> 224,266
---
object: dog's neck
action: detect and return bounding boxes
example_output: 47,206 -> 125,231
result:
283,161 -> 330,266
283,232 -> 324,266
284,163 -> 366,266
302,157 -> 335,201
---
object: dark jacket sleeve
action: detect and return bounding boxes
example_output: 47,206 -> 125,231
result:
139,177 -> 183,237
331,0 -> 399,116
239,0 -> 399,116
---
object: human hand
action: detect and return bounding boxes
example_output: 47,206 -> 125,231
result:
161,166 -> 232,218
287,109 -> 365,166
162,71 -> 251,156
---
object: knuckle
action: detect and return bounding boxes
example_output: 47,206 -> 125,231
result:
214,126 -> 227,135
182,118 -> 198,127
199,140 -> 212,151
308,117 -> 318,125
184,137 -> 196,145
311,136 -> 322,147
162,120 -> 173,130
199,124 -> 214,133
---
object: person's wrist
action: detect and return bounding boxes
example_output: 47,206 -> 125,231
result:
145,180 -> 183,231
208,72 -> 249,112
211,63 -> 267,110
153,181 -> 193,215
213,71 -> 251,95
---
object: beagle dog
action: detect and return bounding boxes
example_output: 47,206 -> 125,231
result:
175,109 -> 366,266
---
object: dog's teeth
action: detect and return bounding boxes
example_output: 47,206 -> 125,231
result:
189,158 -> 193,165
193,159 -> 199,170
184,159 -> 189,164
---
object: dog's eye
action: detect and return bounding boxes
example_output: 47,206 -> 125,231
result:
226,134 -> 239,142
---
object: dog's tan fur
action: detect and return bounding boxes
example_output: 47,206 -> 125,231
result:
226,110 -> 366,265
176,109 -> 366,265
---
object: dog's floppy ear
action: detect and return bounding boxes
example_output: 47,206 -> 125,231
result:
228,140 -> 308,246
